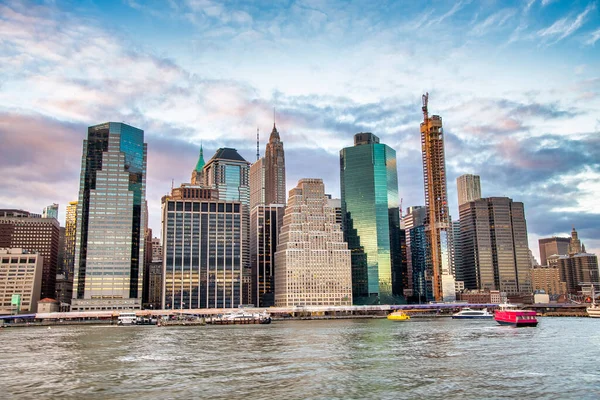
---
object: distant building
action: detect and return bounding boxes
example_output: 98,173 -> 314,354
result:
456,174 -> 481,206
0,248 -> 43,313
556,253 -> 599,293
264,123 -> 286,205
340,132 -> 404,304
531,266 -> 567,295
275,179 -> 352,307
72,122 -> 147,311
538,236 -> 570,267
0,209 -> 38,218
459,197 -> 531,295
191,145 -> 205,186
37,298 -> 60,313
0,215 -> 60,299
403,206 -> 428,301
42,203 -> 59,220
249,157 -> 265,210
326,196 -> 342,226
55,273 -> 73,308
568,227 -> 583,255
62,201 -> 78,277
162,184 -> 243,309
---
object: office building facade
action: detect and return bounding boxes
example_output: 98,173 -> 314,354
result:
0,248 -> 43,313
538,237 -> 570,267
340,132 -> 404,304
42,204 -> 59,220
72,122 -> 147,311
275,179 -> 352,307
459,197 -> 531,294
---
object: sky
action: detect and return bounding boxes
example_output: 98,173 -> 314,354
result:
0,0 -> 599,262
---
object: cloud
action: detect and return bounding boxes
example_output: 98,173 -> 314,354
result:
537,3 -> 596,44
585,28 -> 600,45
470,8 -> 517,36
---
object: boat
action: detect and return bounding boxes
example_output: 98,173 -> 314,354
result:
494,304 -> 538,327
117,312 -> 137,326
451,308 -> 493,319
211,310 -> 272,325
387,311 -> 410,321
586,285 -> 600,318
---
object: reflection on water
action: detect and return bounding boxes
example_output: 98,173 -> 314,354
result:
2,318 -> 600,399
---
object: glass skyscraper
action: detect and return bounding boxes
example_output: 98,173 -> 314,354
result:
340,133 -> 404,304
72,122 -> 147,311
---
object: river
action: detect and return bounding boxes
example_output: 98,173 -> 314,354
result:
1,317 -> 599,399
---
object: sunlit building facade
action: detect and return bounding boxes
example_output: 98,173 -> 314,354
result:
275,179 -> 352,307
0,248 -> 43,313
538,237 -> 570,267
456,174 -> 481,206
340,133 -> 403,304
42,203 -> 59,220
72,122 -> 147,311
62,201 -> 78,277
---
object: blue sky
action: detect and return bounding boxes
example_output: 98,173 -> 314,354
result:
1,0 -> 599,261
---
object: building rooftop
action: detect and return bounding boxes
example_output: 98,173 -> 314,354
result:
209,148 -> 248,163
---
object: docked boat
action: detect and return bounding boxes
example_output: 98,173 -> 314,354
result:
211,310 -> 272,325
117,312 -> 137,326
586,285 -> 600,318
387,311 -> 410,321
494,304 -> 538,327
452,308 -> 493,319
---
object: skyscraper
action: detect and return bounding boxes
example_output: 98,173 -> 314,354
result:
568,227 -> 583,255
456,174 -> 481,206
62,201 -> 78,277
0,215 -> 60,299
538,236 -> 570,266
264,123 -> 286,205
459,197 -> 531,294
420,94 -> 455,302
72,122 -> 147,311
340,133 -> 404,304
403,206 -> 429,302
249,157 -> 265,210
161,185 -> 243,309
274,179 -> 352,307
42,203 -> 59,219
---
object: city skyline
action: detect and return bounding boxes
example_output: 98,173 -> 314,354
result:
0,0 -> 599,262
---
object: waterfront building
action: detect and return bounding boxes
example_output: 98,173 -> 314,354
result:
37,298 -> 60,313
55,273 -> 73,309
72,122 -> 147,311
456,174 -> 481,206
250,204 -> 284,307
538,236 -> 570,266
456,289 -> 500,304
0,209 -> 39,218
451,220 -> 464,283
42,204 -> 59,220
459,197 -> 531,295
61,201 -> 78,278
0,248 -> 42,313
161,185 -> 243,309
531,266 -> 567,295
264,123 -> 287,205
0,215 -> 60,299
420,94 -> 455,302
340,132 -> 404,304
274,179 -> 352,307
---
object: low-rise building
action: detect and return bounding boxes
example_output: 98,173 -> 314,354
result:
0,248 -> 43,313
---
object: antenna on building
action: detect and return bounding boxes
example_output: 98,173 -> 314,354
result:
273,107 -> 276,127
256,127 -> 260,161
171,179 -> 174,190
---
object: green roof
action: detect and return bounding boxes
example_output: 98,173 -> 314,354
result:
195,145 -> 205,171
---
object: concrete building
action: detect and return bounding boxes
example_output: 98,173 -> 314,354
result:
72,122 -> 147,311
0,248 -> 43,314
456,174 -> 481,206
162,185 -> 243,309
0,215 -> 60,299
274,179 -> 352,307
531,266 -> 567,295
250,204 -> 284,307
420,94 -> 455,302
568,227 -> 583,255
55,273 -> 73,309
538,236 -> 570,267
249,157 -> 265,210
37,298 -> 60,313
459,197 -> 531,295
340,132 -> 404,304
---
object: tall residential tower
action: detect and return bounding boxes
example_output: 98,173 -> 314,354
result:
420,94 -> 455,302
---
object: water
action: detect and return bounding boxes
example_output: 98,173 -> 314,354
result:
2,317 -> 599,399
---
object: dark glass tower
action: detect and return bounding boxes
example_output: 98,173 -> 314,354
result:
72,122 -> 147,311
340,133 -> 404,304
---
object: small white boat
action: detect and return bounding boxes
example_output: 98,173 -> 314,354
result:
452,308 -> 493,319
117,312 -> 137,325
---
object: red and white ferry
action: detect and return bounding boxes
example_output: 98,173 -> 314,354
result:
494,304 -> 538,327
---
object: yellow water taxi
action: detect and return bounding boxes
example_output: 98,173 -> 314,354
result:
387,311 -> 410,321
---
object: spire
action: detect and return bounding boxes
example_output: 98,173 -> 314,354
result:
195,142 -> 205,172
270,108 -> 280,141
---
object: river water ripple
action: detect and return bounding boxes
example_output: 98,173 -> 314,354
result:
1,317 -> 599,399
